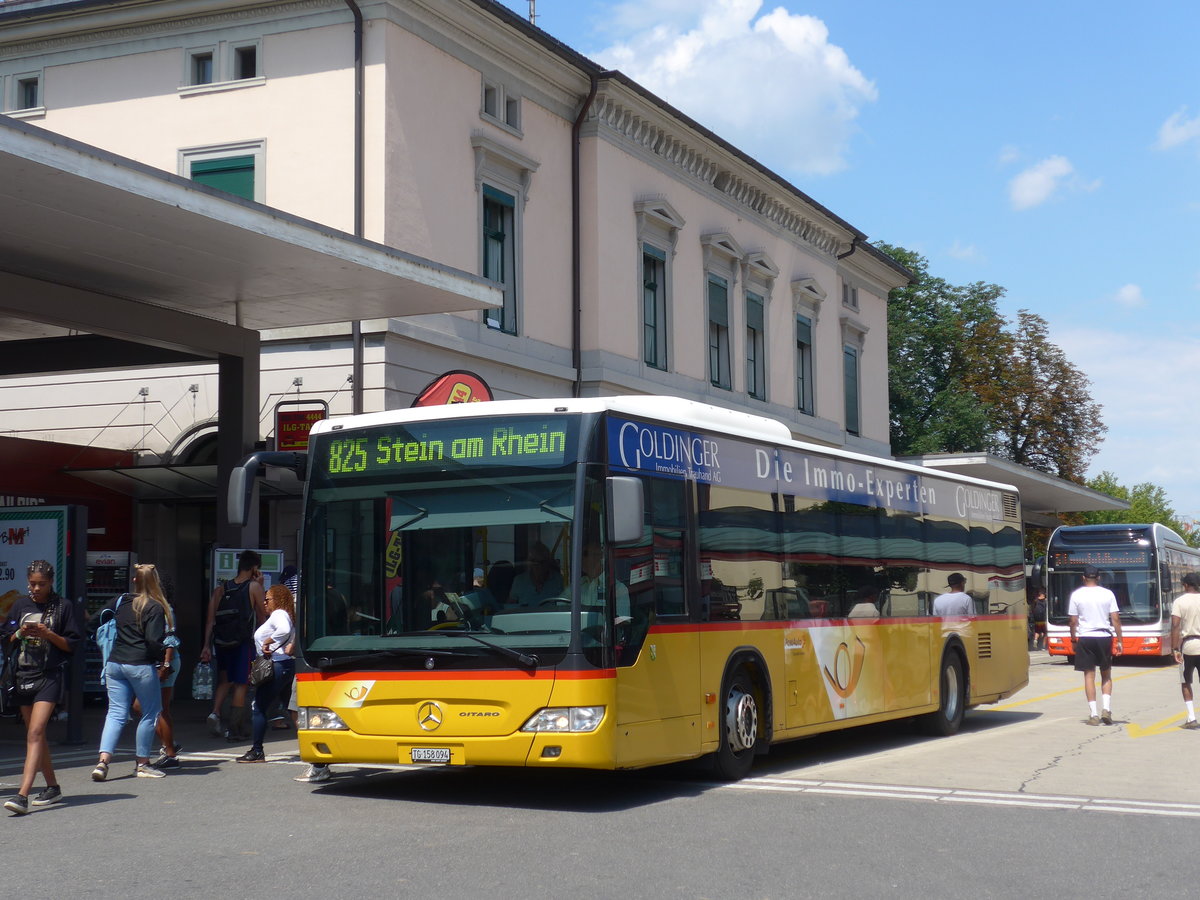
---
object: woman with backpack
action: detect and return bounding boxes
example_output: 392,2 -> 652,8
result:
3,559 -> 82,816
90,562 -> 172,782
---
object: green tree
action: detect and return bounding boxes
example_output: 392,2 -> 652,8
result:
975,310 -> 1106,482
1079,471 -> 1197,545
878,243 -> 1010,456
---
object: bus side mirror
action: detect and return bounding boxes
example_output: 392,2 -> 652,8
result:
1161,562 -> 1172,593
606,476 -> 644,545
228,465 -> 251,527
226,451 -> 308,526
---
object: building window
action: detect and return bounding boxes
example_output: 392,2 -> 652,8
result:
483,185 -> 517,334
481,78 -> 522,133
843,345 -> 860,436
746,292 -> 765,400
643,246 -> 668,370
795,314 -> 814,415
842,280 -> 859,310
634,198 -> 683,373
180,141 -> 265,202
233,44 -> 259,80
189,49 -> 215,86
16,75 -> 39,110
708,276 -> 731,390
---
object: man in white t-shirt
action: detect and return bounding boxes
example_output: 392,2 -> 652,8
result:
1170,571 -> 1200,729
1068,565 -> 1123,725
932,573 -> 973,616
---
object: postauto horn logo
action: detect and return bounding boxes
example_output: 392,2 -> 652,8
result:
614,420 -> 722,484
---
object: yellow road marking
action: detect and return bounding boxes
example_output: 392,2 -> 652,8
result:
986,668 -> 1162,711
1127,713 -> 1186,738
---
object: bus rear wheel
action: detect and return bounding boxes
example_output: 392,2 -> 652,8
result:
711,670 -> 758,781
919,652 -> 965,736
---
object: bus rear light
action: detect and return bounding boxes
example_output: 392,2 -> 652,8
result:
521,706 -> 605,733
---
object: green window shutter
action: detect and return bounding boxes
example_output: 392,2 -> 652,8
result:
746,293 -> 764,331
483,184 -> 515,207
796,315 -> 812,345
708,277 -> 728,326
191,156 -> 255,200
643,243 -> 666,262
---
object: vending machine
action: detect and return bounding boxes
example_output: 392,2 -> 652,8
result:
84,551 -> 136,694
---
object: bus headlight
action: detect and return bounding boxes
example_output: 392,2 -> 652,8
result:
298,707 -> 349,730
521,706 -> 605,733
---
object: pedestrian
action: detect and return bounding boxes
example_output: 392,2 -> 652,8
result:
1031,589 -> 1047,651
237,583 -> 295,763
200,549 -> 265,742
1170,571 -> 1200,729
3,560 -> 82,815
138,586 -> 183,770
91,562 -> 172,781
1068,565 -> 1123,725
932,573 -> 973,616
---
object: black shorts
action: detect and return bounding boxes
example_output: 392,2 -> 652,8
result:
14,672 -> 62,707
1074,635 -> 1114,671
1181,654 -> 1200,685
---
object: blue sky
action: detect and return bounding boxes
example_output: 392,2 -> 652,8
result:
500,0 -> 1200,522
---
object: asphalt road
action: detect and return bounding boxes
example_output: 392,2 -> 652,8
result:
2,653 -> 1198,899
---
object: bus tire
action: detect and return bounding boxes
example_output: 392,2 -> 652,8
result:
711,669 -> 758,781
920,651 -> 965,737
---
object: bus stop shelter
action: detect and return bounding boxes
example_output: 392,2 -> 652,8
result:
0,115 -> 500,546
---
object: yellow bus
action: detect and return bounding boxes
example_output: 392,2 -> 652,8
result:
237,396 -> 1027,779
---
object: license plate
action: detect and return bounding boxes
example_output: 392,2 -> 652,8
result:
410,747 -> 451,764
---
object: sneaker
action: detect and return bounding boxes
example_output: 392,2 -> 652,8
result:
91,760 -> 109,782
206,712 -> 222,736
4,795 -> 29,815
136,763 -> 166,779
1086,715 -> 1100,726
158,743 -> 182,758
150,753 -> 180,770
30,785 -> 63,808
1101,710 -> 1113,725
294,764 -> 331,783
1183,719 -> 1200,730
236,748 -> 266,763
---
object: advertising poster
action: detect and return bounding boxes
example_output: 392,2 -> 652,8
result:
0,506 -> 69,621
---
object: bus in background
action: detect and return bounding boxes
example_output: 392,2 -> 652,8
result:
1044,523 -> 1200,659
233,396 -> 1027,780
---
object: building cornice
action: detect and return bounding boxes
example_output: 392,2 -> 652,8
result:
588,84 -> 853,260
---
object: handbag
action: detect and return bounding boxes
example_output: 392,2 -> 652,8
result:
249,653 -> 274,687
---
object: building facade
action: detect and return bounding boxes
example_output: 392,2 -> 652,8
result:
0,0 -> 908,572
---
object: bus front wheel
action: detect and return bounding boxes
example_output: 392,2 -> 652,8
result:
711,670 -> 758,781
919,652 -> 966,737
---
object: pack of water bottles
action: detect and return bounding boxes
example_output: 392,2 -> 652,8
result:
191,661 -> 214,700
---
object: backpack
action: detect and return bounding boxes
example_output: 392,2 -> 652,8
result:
94,594 -> 126,687
212,578 -> 254,649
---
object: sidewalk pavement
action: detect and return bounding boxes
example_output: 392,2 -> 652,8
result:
0,695 -> 297,761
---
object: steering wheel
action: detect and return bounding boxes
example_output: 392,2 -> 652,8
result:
539,597 -> 571,608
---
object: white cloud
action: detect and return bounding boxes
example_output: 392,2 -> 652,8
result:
1112,284 -> 1147,308
593,0 -> 877,176
1058,327 -> 1200,517
1008,156 -> 1074,210
1156,107 -> 1200,151
997,145 -> 1021,166
946,240 -> 981,261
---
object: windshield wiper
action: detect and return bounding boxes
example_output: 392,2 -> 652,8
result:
427,629 -> 539,670
314,647 -> 469,670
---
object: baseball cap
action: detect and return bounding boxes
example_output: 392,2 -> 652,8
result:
1082,565 -> 1100,578
473,567 -> 485,579
946,573 -> 965,587
1183,572 -> 1200,588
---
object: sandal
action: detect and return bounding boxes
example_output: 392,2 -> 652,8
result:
91,760 -> 109,782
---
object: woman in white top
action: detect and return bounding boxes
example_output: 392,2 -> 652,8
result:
236,583 -> 294,763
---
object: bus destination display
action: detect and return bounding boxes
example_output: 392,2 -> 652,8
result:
317,416 -> 573,479
1050,549 -> 1150,568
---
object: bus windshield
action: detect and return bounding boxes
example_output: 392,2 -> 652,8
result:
1048,566 -> 1161,626
300,414 -> 603,670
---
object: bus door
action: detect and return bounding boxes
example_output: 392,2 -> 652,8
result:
612,478 -> 700,767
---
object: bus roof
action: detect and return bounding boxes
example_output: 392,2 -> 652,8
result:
311,396 -> 1019,494
1049,522 -> 1188,545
